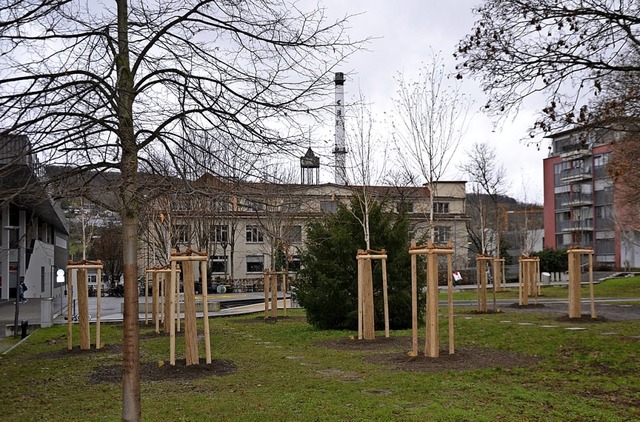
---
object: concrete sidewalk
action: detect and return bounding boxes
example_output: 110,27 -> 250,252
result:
0,292 -> 296,339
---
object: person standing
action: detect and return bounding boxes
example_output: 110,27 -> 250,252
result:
19,279 -> 27,303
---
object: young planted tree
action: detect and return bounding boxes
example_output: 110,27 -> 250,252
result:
462,142 -> 508,256
344,89 -> 388,249
392,52 -> 472,241
0,2 -> 362,420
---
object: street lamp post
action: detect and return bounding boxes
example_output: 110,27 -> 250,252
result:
4,225 -> 20,338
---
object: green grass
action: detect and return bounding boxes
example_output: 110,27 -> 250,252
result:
440,274 -> 640,301
1,276 -> 639,421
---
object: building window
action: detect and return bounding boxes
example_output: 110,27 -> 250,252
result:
213,225 -> 229,243
434,226 -> 451,243
41,266 -> 45,293
175,224 -> 189,244
594,153 -> 610,167
320,201 -> 338,213
283,225 -> 303,243
434,202 -> 449,214
288,255 -> 301,272
246,255 -> 264,273
210,256 -> 227,273
246,225 -> 264,243
396,202 -> 414,213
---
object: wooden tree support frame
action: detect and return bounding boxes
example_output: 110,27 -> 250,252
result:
409,241 -> 454,358
263,270 -> 289,319
356,249 -> 390,340
567,247 -> 596,319
66,260 -> 103,350
169,249 -> 211,366
476,255 -> 494,312
145,265 -> 174,334
493,258 -> 506,291
518,257 -> 540,306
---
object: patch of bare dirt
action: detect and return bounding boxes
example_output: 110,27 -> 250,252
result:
555,314 -> 609,323
318,336 -> 539,373
230,315 -> 307,324
90,358 -> 237,384
507,303 -> 547,309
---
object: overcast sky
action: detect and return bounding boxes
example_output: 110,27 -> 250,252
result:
306,0 -> 548,204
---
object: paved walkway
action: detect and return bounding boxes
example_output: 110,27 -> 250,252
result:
0,292 -> 295,339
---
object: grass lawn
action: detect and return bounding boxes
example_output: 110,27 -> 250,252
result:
0,277 -> 639,421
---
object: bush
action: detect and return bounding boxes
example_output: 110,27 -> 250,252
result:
293,197 -> 423,330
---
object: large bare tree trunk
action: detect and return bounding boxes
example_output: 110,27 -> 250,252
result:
117,1 -> 141,420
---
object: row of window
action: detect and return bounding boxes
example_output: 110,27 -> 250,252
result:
174,224 -> 303,245
210,255 -> 301,274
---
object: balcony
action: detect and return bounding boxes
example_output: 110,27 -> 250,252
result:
560,166 -> 592,183
563,193 -> 593,207
563,218 -> 594,232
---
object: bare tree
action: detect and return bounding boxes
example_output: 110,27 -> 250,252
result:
461,142 -> 508,256
392,52 -> 472,241
0,2 -> 362,420
91,224 -> 125,291
456,0 -> 640,134
345,90 -> 387,250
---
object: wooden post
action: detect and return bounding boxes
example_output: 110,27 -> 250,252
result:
568,247 -> 594,319
263,270 -> 270,319
153,272 -> 160,333
169,259 -> 177,366
425,248 -> 439,358
201,260 -> 212,364
568,250 -> 581,318
67,268 -> 73,350
381,258 -> 389,339
182,259 -> 199,366
518,258 -> 524,306
175,266 -> 181,333
271,271 -> 278,319
410,241 -> 418,356
96,267 -> 102,349
357,251 -> 364,340
476,256 -> 492,312
588,253 -> 596,319
282,272 -> 288,318
362,258 -> 375,340
77,268 -> 90,350
144,271 -> 150,324
163,272 -> 171,334
447,253 -> 454,354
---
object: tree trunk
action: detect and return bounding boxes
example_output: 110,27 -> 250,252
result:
117,0 -> 141,420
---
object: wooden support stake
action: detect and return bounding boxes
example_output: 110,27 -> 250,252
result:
381,258 -> 389,338
96,268 -> 102,349
447,254 -> 454,354
410,241 -> 418,356
67,269 -> 73,350
568,251 -> 581,318
282,272 -> 288,318
263,271 -> 270,319
425,252 -> 439,357
363,258 -> 375,340
152,272 -> 160,333
169,260 -> 177,366
589,253 -> 596,319
183,260 -> 199,366
271,271 -> 278,319
77,268 -> 90,350
357,253 -> 364,340
201,260 -> 212,364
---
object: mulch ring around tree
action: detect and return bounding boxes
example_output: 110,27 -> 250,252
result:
230,315 -> 308,324
90,358 -> 237,384
318,336 -> 539,373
